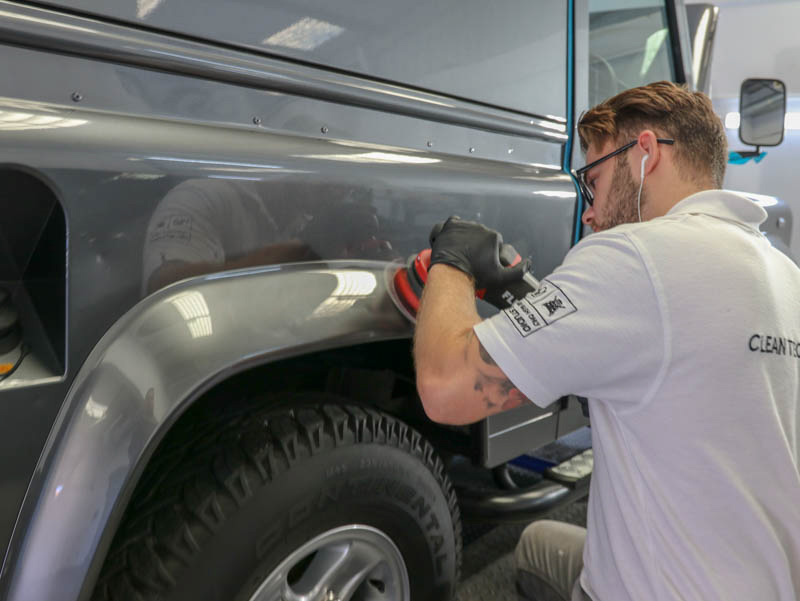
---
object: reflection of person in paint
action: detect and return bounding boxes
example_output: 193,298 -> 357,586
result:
142,179 -> 393,294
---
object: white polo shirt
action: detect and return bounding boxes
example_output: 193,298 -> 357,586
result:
475,190 -> 800,601
142,179 -> 285,292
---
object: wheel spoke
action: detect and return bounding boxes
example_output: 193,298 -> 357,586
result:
248,526 -> 409,601
288,544 -> 349,600
290,540 -> 380,601
324,540 -> 383,601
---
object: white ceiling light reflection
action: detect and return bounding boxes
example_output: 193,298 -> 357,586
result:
538,119 -> 568,133
357,152 -> 439,164
169,291 -> 213,338
534,190 -> 575,198
84,396 -> 108,421
510,164 -> 561,174
139,156 -> 310,175
146,156 -> 285,169
724,111 -> 800,131
640,28 -> 668,77
264,17 -> 344,50
299,152 -> 439,164
0,110 -> 87,131
113,173 -> 165,181
137,0 -> 163,19
691,9 -> 711,85
312,271 -> 377,317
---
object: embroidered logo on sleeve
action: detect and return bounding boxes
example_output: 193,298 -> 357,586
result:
149,214 -> 192,243
503,280 -> 576,337
527,281 -> 551,299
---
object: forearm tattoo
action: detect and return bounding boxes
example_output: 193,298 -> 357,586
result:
478,340 -> 497,366
474,339 -> 526,412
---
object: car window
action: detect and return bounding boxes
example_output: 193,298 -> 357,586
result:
588,0 -> 675,105
47,0 -> 568,120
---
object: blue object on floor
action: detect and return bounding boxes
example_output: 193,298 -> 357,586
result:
510,455 -> 557,473
509,427 -> 592,474
729,150 -> 767,164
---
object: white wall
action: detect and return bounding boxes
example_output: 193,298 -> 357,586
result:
697,0 -> 800,97
687,0 -> 800,250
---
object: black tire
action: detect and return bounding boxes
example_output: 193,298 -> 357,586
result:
93,401 -> 462,601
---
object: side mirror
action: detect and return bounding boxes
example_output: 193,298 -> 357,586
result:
739,78 -> 786,148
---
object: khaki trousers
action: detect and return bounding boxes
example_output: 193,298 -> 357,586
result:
514,520 -> 593,601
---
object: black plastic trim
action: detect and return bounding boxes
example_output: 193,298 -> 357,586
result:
664,0 -> 688,85
457,477 -> 589,523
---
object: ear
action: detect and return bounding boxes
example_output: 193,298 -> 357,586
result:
636,130 -> 660,176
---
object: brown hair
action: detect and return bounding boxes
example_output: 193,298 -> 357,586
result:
578,81 -> 727,187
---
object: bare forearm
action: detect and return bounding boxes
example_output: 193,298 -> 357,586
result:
414,265 -> 528,424
414,264 -> 481,380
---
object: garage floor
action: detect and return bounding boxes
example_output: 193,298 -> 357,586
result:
454,500 -> 588,601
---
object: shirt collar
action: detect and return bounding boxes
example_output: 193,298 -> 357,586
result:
666,189 -> 767,228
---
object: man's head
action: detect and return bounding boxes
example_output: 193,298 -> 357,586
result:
577,81 -> 727,232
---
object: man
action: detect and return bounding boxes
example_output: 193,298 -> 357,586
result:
142,179 -> 388,293
414,81 -> 800,601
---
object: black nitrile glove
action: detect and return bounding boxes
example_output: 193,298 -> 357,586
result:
429,216 -> 529,290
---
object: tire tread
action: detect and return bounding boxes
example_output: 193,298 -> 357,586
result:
92,402 -> 462,600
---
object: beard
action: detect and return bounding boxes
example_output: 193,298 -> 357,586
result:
592,155 -> 646,232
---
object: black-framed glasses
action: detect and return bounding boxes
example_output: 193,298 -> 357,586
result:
574,138 -> 674,206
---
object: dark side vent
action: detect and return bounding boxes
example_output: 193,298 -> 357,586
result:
0,168 -> 66,383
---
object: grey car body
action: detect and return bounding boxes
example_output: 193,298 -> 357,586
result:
0,1 -> 791,600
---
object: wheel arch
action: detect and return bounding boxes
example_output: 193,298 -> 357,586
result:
2,260 -> 415,601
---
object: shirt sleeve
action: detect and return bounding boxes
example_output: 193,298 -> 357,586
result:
142,182 -> 226,286
473,231 -> 667,409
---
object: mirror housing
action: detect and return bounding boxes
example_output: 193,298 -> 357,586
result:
739,78 -> 786,148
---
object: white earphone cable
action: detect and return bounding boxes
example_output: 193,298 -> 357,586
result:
638,154 -> 648,222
